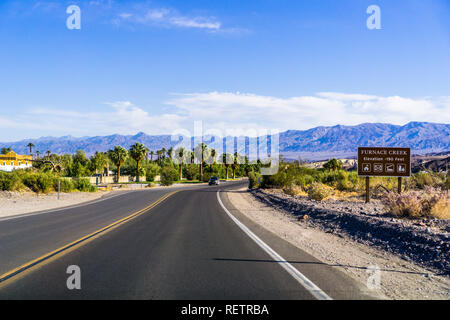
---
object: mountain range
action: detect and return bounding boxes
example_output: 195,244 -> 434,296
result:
1,122 -> 449,161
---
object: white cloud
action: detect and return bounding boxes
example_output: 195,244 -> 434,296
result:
118,7 -> 222,31
1,93 -> 448,140
165,92 -> 450,135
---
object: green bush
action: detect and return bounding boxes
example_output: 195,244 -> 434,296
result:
54,178 -> 75,193
74,178 -> 97,192
160,167 -> 179,186
23,172 -> 54,193
183,164 -> 199,181
145,163 -> 160,182
0,171 -> 24,191
248,171 -> 261,189
307,182 -> 331,201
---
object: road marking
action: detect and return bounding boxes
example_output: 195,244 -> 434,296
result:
217,190 -> 332,300
0,191 -> 178,286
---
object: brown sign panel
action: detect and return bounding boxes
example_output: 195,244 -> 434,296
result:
357,147 -> 411,177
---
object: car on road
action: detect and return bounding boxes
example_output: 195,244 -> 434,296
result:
208,176 -> 220,185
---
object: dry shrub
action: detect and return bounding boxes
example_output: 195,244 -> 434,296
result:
283,184 -> 306,196
381,186 -> 449,219
307,182 -> 332,201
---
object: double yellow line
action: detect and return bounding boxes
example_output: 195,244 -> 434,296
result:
0,190 -> 178,286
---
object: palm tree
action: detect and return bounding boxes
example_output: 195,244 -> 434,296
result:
129,143 -> 149,182
194,143 -> 208,179
210,149 -> 217,170
149,151 -> 155,162
108,146 -> 128,182
167,147 -> 174,161
156,150 -> 162,164
161,148 -> 167,160
36,150 -> 41,160
222,153 -> 233,180
46,150 -> 51,158
26,143 -> 35,155
232,152 -> 239,179
177,147 -> 186,180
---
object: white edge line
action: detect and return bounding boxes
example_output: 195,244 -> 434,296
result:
217,190 -> 333,301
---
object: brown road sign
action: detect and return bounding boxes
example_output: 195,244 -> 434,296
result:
357,147 -> 411,177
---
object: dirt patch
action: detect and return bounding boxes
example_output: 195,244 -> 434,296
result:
0,190 -> 116,218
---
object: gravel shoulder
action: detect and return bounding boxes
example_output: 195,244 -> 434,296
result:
0,190 -> 119,218
226,187 -> 450,300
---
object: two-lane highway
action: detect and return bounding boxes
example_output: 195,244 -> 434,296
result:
0,181 -> 374,299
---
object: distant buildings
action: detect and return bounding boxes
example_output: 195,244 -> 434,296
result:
0,151 -> 33,172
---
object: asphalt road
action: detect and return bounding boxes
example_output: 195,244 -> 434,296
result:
0,181 -> 374,299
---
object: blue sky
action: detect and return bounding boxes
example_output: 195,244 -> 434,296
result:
0,0 -> 449,141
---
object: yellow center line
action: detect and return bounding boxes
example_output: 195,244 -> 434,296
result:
0,190 -> 178,286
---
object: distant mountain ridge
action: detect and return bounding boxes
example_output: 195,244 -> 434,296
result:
1,122 -> 449,161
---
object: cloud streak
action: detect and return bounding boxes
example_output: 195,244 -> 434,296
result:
1,92 -> 448,140
117,7 -> 222,31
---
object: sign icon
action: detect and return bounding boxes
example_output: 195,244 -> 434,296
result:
362,163 -> 371,172
373,163 -> 383,172
385,163 -> 395,173
397,164 -> 407,173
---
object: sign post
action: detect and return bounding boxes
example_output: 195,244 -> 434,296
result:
358,147 -> 411,203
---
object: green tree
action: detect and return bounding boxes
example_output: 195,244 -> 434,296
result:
108,146 -> 128,182
129,143 -> 149,182
90,152 -> 108,174
222,153 -> 233,180
1,147 -> 11,155
323,158 -> 343,171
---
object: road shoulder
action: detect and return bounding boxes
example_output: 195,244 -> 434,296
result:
219,186 -> 382,300
224,187 -> 450,300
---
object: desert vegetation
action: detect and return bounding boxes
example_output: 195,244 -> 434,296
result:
257,158 -> 449,219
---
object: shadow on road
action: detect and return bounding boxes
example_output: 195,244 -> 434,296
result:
212,258 -> 435,276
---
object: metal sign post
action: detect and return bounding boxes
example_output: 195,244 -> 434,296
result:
358,147 -> 411,202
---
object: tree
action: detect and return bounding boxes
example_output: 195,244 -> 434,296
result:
27,143 -> 35,155
129,143 -> 149,182
46,150 -> 51,158
210,149 -> 217,170
222,153 -> 233,180
108,146 -> 128,182
91,152 -> 108,174
36,150 -> 41,159
323,158 -> 342,171
232,152 -> 239,179
176,147 -> 187,180
167,147 -> 174,160
194,143 -> 208,179
149,151 -> 155,162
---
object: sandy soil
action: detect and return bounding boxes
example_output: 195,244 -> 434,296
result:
0,190 -> 117,218
226,187 -> 450,300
